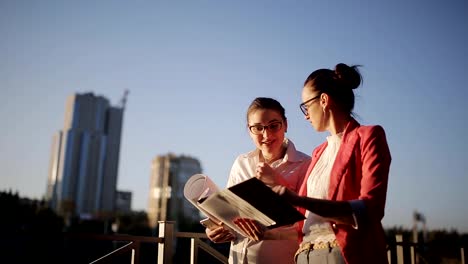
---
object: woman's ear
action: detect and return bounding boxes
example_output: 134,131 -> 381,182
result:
284,119 -> 288,133
320,93 -> 329,108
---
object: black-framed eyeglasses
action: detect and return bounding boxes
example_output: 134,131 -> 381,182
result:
299,94 -> 321,116
248,121 -> 283,135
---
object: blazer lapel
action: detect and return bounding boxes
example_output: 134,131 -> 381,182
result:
328,119 -> 360,200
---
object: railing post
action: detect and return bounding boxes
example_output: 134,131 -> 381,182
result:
133,241 -> 140,264
461,247 -> 465,264
396,234 -> 404,264
387,248 -> 392,264
190,238 -> 198,264
410,245 -> 415,264
158,221 -> 175,264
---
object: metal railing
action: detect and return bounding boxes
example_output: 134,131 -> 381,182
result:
68,224 -> 466,264
64,232 -> 164,264
66,221 -> 228,264
387,234 -> 466,264
177,232 -> 228,264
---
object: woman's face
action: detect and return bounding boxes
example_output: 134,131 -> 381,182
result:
247,109 -> 287,158
301,85 -> 326,132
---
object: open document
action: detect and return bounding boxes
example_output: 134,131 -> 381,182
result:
183,174 -> 305,237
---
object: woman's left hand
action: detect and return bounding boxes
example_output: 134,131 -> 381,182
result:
233,218 -> 266,241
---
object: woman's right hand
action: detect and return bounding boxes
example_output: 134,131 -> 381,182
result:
272,185 -> 299,205
205,226 -> 236,243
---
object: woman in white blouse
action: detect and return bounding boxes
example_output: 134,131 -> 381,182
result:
205,97 -> 311,264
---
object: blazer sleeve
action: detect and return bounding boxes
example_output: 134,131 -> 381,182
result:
357,125 -> 392,224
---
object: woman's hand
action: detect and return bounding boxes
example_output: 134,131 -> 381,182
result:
255,162 -> 280,186
205,226 -> 236,243
272,185 -> 299,205
233,218 -> 266,241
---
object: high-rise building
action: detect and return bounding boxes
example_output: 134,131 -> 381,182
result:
46,92 -> 127,218
115,190 -> 132,213
148,153 -> 202,229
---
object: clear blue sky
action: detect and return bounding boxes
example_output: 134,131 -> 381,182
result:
1,0 -> 467,232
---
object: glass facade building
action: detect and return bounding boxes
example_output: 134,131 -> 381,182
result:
46,92 -> 125,218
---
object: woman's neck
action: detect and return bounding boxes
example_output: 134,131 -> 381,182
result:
328,112 -> 351,135
261,147 -> 286,164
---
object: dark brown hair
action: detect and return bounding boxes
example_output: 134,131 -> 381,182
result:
303,63 -> 362,115
246,97 -> 287,124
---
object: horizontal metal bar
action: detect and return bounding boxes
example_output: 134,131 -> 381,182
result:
176,232 -> 208,239
64,233 -> 163,243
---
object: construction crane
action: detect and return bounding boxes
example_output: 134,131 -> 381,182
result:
120,89 -> 129,109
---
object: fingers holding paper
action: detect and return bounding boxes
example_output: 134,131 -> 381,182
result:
233,218 -> 266,241
205,226 -> 236,243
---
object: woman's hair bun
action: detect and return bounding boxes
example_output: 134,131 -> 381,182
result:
334,63 -> 362,90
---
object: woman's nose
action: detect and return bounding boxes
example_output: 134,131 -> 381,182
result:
262,128 -> 273,137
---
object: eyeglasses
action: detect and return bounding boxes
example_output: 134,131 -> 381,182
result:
248,121 -> 283,135
299,94 -> 321,116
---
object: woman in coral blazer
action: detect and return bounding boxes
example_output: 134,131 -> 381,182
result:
235,63 -> 391,264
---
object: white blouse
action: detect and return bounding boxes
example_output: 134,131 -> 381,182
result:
227,139 -> 311,264
302,133 -> 343,243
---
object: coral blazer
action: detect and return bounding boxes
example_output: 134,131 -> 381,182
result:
297,118 -> 391,264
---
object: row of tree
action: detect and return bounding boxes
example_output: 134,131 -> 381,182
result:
1,190 -> 466,263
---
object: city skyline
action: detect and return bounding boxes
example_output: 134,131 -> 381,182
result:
1,0 -> 467,233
